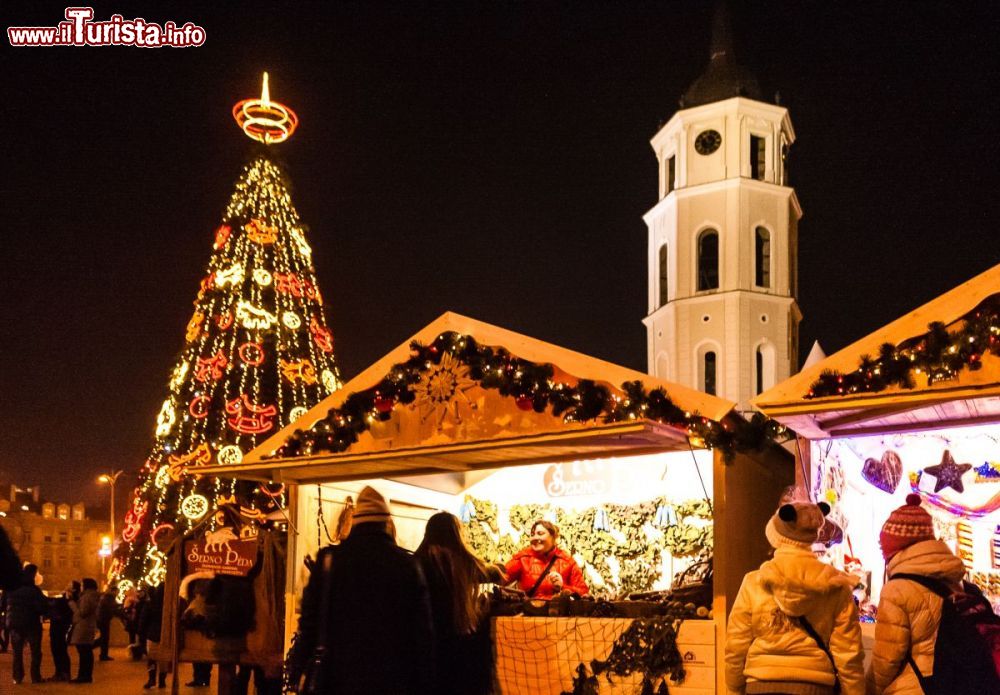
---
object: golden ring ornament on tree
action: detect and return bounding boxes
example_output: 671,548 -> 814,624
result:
232,72 -> 298,145
181,494 -> 210,520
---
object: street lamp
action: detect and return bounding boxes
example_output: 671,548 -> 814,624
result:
98,470 -> 124,547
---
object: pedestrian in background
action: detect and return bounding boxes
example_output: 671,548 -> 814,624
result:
6,563 -> 47,684
725,500 -> 866,695
96,582 -> 117,661
69,577 -> 99,683
138,583 -> 168,689
47,580 -> 77,682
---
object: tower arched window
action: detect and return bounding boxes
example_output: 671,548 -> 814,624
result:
755,226 -> 771,288
703,351 -> 717,395
697,230 -> 719,291
658,243 -> 669,306
755,342 -> 776,395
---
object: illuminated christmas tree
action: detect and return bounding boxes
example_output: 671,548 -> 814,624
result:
114,74 -> 341,590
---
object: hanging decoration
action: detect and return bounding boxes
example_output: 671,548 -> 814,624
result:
217,445 -> 244,466
194,351 -> 228,382
155,399 -> 176,438
321,369 -> 339,394
215,262 -> 245,288
861,450 -> 903,494
154,466 -> 171,488
167,442 -> 213,481
280,358 -> 317,384
188,395 -> 211,419
273,332 -> 789,463
253,268 -> 273,286
213,224 -> 231,249
185,312 -> 204,342
310,318 -> 334,353
215,310 -> 234,330
281,311 -> 301,329
169,361 -> 189,390
245,218 -> 279,244
226,394 -> 278,434
236,300 -> 277,330
238,341 -> 266,366
289,227 -> 311,260
181,494 -> 210,520
806,294 -> 1000,398
924,450 -> 973,493
908,472 -> 1000,518
975,461 -> 1000,483
121,498 -> 149,543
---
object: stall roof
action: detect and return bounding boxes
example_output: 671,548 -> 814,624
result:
198,312 -> 736,483
753,263 -> 1000,439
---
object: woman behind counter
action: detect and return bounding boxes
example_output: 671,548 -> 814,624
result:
504,520 -> 588,600
416,512 -> 500,695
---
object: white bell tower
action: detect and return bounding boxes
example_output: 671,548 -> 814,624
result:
642,6 -> 802,412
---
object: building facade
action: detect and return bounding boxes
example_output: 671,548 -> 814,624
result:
0,487 -> 108,592
643,9 -> 801,411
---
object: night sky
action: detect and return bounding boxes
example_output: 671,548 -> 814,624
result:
3,1 -> 999,511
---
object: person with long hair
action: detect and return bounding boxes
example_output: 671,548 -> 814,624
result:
415,512 -> 500,695
504,520 -> 588,600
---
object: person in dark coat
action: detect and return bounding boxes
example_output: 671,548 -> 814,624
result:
416,512 -> 501,695
137,583 -> 168,689
95,582 -> 117,661
69,577 -> 100,683
6,563 -> 47,684
291,486 -> 434,695
47,581 -> 77,682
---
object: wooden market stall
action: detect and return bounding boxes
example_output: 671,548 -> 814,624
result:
753,262 -> 1000,616
196,312 -> 793,694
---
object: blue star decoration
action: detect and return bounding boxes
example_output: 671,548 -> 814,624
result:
924,450 -> 973,493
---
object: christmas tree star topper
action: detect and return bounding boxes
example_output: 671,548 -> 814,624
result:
232,72 -> 298,144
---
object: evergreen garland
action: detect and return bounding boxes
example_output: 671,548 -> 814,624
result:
271,331 -> 789,462
806,294 -> 1000,399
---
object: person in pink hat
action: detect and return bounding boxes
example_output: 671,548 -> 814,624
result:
867,493 -> 999,693
726,500 -> 865,695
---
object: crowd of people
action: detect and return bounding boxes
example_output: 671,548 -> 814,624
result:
288,485 -> 590,695
0,570 -> 152,685
725,493 -> 1000,695
286,485 -> 1000,695
0,483 -> 996,693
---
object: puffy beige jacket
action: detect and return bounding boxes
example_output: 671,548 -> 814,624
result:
866,539 -> 965,694
725,546 -> 866,695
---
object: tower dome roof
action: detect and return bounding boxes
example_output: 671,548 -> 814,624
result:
680,3 -> 766,109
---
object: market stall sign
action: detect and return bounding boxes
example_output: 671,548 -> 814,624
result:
544,461 -> 614,498
185,531 -> 257,576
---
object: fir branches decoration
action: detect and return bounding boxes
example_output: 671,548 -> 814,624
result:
563,616 -> 688,695
273,331 -> 790,463
806,294 -> 1000,399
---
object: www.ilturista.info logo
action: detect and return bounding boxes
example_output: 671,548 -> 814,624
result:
8,7 -> 206,47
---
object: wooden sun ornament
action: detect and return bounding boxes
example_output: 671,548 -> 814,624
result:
232,72 -> 299,144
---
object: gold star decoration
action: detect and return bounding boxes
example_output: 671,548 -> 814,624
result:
411,352 -> 477,425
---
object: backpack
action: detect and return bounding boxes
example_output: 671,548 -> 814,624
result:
891,573 -> 1000,695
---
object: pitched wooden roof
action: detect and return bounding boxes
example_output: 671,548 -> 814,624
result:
198,312 -> 735,482
753,263 -> 1000,439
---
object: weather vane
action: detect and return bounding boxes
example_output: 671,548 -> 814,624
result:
232,72 -> 298,144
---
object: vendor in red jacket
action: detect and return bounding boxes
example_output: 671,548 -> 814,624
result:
504,520 -> 588,600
